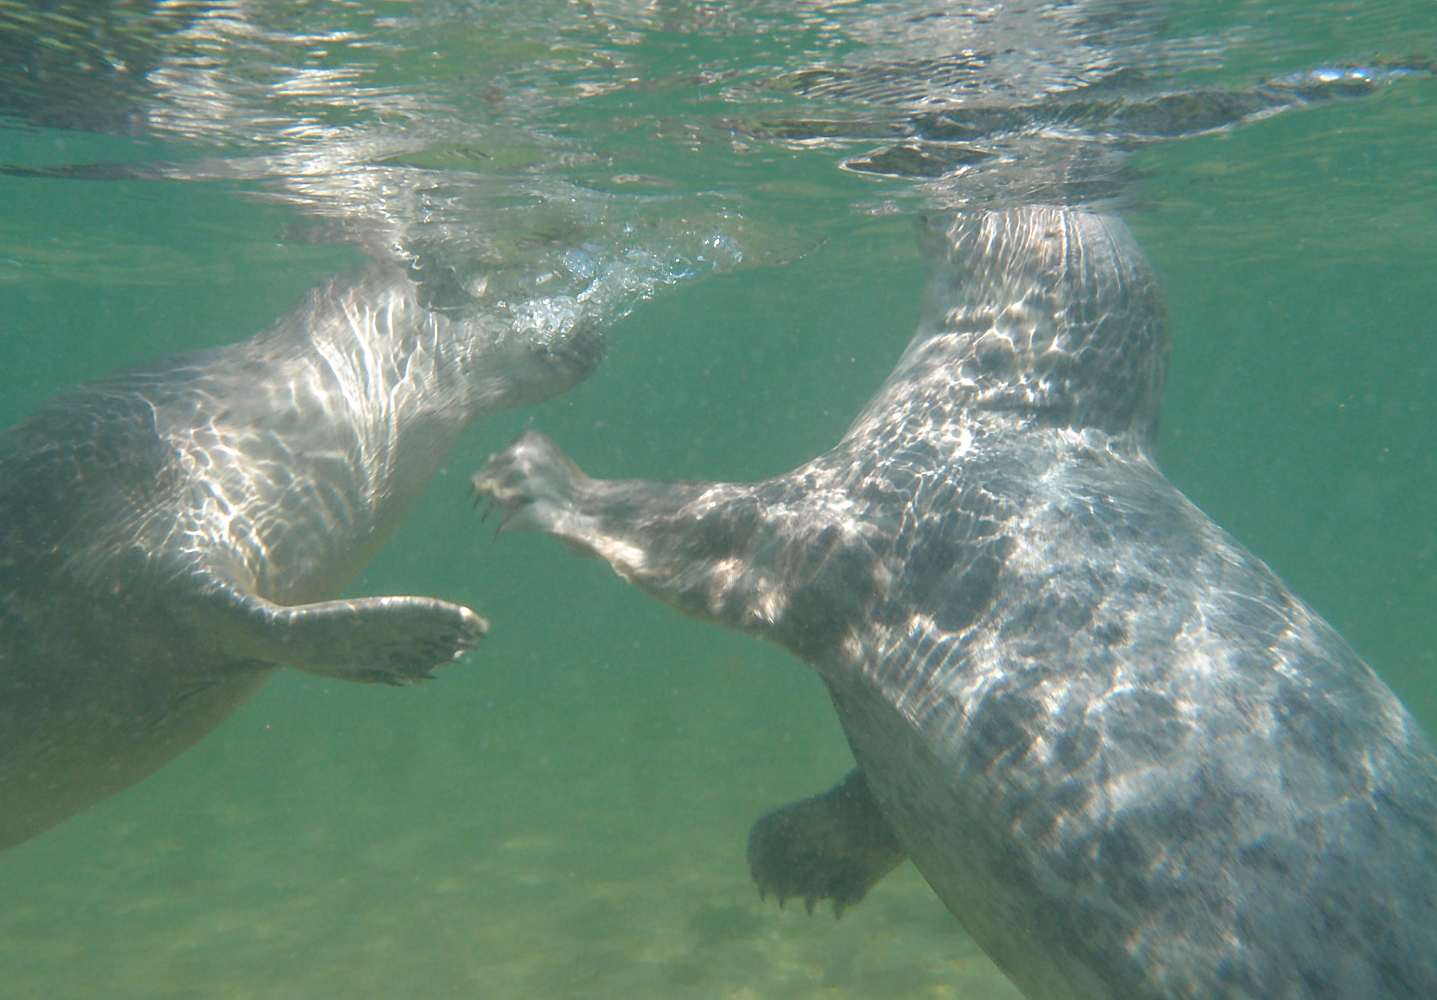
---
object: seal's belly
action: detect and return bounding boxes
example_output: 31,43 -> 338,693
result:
830,680 -> 1116,1000
830,629 -> 1437,1000
0,622 -> 271,851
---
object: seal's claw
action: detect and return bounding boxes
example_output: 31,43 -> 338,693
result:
472,430 -> 591,538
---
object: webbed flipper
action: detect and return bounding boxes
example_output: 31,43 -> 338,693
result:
473,431 -> 874,655
213,587 -> 487,685
747,767 -> 906,917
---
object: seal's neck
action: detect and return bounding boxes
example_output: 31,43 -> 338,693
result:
256,264 -> 472,422
259,263 -> 600,427
851,207 -> 1169,458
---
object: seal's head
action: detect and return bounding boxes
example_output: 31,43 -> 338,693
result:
904,206 -> 1169,450
459,296 -> 607,418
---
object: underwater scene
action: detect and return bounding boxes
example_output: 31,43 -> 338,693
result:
2,1 -> 1436,997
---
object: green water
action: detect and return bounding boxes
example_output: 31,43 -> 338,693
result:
3,3 -> 1437,998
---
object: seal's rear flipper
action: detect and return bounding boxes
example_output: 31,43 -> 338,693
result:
224,592 -> 487,685
747,767 -> 906,918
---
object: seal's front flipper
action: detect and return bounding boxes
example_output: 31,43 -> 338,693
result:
471,428 -> 612,550
473,430 -> 741,602
747,768 -> 906,917
473,431 -> 858,651
235,594 -> 487,685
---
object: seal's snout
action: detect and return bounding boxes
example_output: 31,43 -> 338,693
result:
546,320 -> 607,386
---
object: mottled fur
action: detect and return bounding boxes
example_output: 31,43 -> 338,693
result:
475,207 -> 1437,1000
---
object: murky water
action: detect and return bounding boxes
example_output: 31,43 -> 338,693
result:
1,2 -> 1435,997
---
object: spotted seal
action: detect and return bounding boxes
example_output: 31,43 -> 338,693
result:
474,206 -> 1437,999
0,261 -> 602,852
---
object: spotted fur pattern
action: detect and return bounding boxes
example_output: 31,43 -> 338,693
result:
475,207 -> 1437,1000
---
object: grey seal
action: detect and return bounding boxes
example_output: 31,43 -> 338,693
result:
474,207 -> 1437,999
0,261 -> 601,852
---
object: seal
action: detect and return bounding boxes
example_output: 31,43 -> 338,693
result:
0,260 -> 602,852
474,207 -> 1437,999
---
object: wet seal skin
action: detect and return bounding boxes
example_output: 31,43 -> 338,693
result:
0,261 -> 604,852
475,207 -> 1437,1000
746,766 -> 905,918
